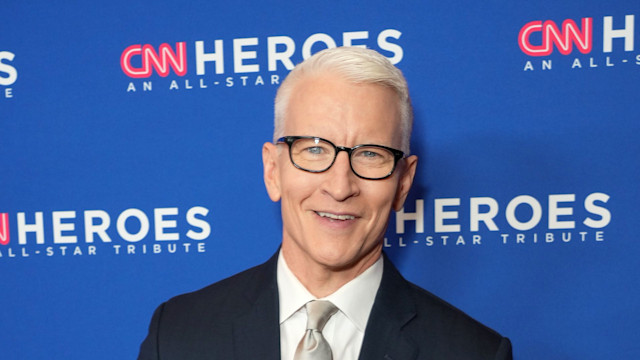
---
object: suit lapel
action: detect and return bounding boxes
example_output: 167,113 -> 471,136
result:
232,253 -> 281,360
358,255 -> 419,360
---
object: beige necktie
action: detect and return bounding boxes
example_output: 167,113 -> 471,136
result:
294,300 -> 339,360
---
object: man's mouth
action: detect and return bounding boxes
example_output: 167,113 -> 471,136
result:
315,211 -> 356,221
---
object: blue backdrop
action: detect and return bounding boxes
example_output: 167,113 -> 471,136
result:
2,1 -> 639,359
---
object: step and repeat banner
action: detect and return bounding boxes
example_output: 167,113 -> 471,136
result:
2,1 -> 638,359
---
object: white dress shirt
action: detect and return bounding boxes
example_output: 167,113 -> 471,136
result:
277,251 -> 383,360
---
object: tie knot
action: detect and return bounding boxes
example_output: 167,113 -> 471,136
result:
305,300 -> 338,332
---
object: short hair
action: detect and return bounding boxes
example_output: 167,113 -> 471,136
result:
273,46 -> 413,154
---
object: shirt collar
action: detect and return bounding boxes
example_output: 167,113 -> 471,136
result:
277,250 -> 383,332
277,251 -> 315,324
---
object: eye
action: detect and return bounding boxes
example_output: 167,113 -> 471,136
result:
360,150 -> 381,158
352,147 -> 393,165
305,146 -> 325,155
355,149 -> 384,160
296,143 -> 332,159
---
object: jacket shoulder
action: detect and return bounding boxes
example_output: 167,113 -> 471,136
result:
137,256 -> 278,360
371,256 -> 512,359
402,280 -> 512,359
163,257 -> 276,319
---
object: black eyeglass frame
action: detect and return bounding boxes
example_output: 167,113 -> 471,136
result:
276,136 -> 405,180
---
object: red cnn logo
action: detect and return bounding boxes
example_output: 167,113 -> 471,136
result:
121,42 -> 187,78
0,213 -> 8,245
519,18 -> 592,56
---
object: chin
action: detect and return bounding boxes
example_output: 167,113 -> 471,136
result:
315,245 -> 378,271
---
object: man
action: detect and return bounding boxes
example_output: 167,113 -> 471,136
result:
138,47 -> 512,360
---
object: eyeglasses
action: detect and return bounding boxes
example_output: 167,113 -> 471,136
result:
277,136 -> 405,180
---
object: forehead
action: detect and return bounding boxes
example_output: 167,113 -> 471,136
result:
283,74 -> 402,146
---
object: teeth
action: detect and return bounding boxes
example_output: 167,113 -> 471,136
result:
316,212 -> 355,220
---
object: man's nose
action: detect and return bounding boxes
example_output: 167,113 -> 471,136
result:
320,151 -> 360,201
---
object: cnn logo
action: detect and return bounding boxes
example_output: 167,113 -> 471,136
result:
121,42 -> 187,78
519,18 -> 592,56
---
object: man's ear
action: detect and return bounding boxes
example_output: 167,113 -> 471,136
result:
392,155 -> 418,211
262,142 -> 282,202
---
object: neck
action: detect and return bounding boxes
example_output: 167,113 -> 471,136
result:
281,243 -> 382,298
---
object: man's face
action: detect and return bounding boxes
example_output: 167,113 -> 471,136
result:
263,74 -> 417,274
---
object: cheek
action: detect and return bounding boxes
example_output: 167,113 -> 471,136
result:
363,182 -> 399,211
279,170 -> 319,209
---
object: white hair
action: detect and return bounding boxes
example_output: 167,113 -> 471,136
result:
273,46 -> 413,154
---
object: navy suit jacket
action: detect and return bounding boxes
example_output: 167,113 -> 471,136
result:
138,252 -> 512,359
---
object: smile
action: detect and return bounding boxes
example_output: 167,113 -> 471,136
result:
315,211 -> 355,221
